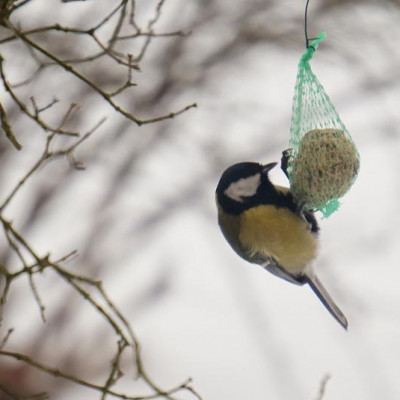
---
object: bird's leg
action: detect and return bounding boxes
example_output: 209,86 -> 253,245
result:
281,148 -> 319,232
296,200 -> 310,224
295,199 -> 319,233
302,208 -> 320,233
296,199 -> 307,213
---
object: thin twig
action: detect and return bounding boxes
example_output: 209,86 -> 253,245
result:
0,55 -> 80,136
27,271 -> 46,322
0,328 -> 14,350
4,20 -> 196,126
0,349 -> 131,399
0,349 -> 201,400
107,0 -> 128,49
0,380 -> 48,400
91,1 -> 127,32
0,98 -> 22,149
116,30 -> 190,41
315,374 -> 331,400
101,340 -> 127,400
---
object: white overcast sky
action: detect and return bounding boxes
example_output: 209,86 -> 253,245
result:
1,1 -> 400,400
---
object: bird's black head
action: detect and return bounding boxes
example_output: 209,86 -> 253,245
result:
216,161 -> 279,215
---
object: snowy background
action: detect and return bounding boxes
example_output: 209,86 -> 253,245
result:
1,0 -> 400,399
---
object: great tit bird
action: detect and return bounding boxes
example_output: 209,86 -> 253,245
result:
215,159 -> 348,329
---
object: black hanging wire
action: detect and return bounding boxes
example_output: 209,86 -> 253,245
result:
304,0 -> 315,49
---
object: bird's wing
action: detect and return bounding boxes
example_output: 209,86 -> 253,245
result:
303,272 -> 348,330
261,258 -> 305,286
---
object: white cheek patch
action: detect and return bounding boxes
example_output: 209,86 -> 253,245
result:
224,173 -> 261,202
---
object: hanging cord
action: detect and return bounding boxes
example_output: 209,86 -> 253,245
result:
302,0 -> 326,62
304,0 -> 315,49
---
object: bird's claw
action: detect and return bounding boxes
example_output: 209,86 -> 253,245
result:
281,148 -> 293,179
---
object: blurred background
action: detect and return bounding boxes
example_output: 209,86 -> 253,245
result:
0,0 -> 400,399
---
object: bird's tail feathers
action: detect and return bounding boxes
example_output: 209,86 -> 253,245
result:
304,272 -> 348,330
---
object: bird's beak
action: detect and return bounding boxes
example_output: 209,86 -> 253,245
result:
262,162 -> 278,174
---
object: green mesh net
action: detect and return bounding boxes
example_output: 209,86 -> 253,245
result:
288,32 -> 360,217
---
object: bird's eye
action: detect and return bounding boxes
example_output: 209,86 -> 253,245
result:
224,174 -> 261,202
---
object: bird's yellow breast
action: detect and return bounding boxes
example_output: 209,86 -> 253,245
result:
239,205 -> 318,274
